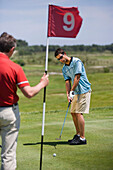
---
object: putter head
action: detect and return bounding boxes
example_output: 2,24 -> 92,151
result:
55,136 -> 61,140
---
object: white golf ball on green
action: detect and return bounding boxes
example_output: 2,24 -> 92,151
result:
53,153 -> 56,157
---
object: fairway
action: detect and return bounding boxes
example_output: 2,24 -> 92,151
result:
16,108 -> 113,170
0,71 -> 113,170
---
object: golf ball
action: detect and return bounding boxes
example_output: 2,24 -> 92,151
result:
53,153 -> 56,157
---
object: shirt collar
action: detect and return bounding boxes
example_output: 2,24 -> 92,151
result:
65,56 -> 73,66
0,52 -> 9,59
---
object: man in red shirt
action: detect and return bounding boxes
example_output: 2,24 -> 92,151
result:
0,32 -> 49,170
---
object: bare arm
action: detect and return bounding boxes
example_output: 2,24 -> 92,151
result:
71,74 -> 81,91
65,79 -> 71,102
20,74 -> 49,98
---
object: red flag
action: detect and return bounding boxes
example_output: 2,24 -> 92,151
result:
48,5 -> 83,38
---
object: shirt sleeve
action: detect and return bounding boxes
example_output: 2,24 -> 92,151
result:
16,66 -> 30,88
63,72 -> 71,81
62,67 -> 71,81
74,60 -> 82,75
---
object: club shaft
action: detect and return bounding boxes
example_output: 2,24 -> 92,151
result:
60,102 -> 71,137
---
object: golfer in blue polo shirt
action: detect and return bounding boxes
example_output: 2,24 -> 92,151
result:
55,48 -> 91,145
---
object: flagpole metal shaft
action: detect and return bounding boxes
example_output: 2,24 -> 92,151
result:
40,37 -> 49,170
45,38 -> 49,72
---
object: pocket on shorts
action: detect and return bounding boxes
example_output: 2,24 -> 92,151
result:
1,106 -> 20,126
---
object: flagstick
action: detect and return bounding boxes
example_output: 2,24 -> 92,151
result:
40,37 -> 49,170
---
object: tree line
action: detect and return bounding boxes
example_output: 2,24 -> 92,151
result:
16,39 -> 113,55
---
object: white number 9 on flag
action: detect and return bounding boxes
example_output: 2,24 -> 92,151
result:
63,12 -> 75,31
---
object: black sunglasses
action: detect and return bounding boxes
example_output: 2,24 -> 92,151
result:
57,55 -> 64,60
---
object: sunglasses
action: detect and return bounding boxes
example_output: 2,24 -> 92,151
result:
57,55 -> 64,60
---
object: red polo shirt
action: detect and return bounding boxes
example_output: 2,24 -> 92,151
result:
0,53 -> 30,106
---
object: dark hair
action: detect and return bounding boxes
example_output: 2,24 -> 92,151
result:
54,48 -> 65,57
0,32 -> 16,53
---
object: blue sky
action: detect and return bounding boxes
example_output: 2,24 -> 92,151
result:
0,0 -> 113,46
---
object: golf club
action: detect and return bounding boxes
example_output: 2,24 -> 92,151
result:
56,101 -> 71,140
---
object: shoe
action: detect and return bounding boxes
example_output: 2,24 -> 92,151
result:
69,138 -> 87,145
68,134 -> 80,143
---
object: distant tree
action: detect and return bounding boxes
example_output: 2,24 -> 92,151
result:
17,39 -> 28,47
105,44 -> 113,53
49,45 -> 60,51
15,38 -> 113,55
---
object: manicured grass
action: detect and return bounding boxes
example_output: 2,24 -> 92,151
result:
16,108 -> 113,170
0,71 -> 113,170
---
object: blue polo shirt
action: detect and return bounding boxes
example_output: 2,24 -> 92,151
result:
62,57 -> 91,94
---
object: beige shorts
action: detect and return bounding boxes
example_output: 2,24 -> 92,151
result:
71,91 -> 91,114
